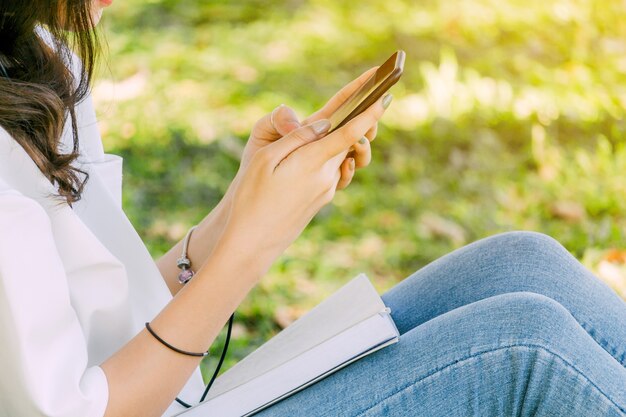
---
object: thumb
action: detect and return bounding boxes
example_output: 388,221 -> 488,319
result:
254,104 -> 302,141
272,104 -> 302,136
266,119 -> 331,166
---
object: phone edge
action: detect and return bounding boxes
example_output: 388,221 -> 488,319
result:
329,50 -> 405,133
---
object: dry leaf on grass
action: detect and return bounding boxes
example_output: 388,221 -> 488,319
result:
549,201 -> 585,222
603,249 -> 626,264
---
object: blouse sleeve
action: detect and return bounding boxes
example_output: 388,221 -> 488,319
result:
0,186 -> 109,417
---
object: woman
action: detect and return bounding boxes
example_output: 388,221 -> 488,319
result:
0,1 -> 624,416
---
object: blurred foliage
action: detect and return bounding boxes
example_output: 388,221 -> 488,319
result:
96,0 -> 626,377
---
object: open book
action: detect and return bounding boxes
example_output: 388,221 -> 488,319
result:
174,273 -> 400,417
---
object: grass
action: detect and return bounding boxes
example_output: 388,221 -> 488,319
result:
95,0 -> 626,377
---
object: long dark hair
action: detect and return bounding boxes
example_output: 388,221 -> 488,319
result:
0,0 -> 100,206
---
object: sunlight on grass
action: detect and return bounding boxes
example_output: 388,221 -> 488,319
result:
97,0 -> 626,374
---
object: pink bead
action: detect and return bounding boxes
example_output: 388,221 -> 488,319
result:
178,269 -> 194,284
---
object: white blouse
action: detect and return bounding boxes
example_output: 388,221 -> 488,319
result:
0,85 -> 205,415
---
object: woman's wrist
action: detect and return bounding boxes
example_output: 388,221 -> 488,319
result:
155,194 -> 232,295
217,220 -> 281,280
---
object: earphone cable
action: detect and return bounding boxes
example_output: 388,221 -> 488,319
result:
175,312 -> 235,409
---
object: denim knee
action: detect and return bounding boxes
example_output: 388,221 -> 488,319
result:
401,292 -> 626,417
486,291 -> 578,348
482,231 -> 569,260
464,231 -> 579,285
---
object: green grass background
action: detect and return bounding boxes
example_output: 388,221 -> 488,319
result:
95,0 -> 626,377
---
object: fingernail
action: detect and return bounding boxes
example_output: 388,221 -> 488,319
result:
358,136 -> 368,145
286,121 -> 301,129
349,158 -> 355,170
382,93 -> 393,109
311,119 -> 331,134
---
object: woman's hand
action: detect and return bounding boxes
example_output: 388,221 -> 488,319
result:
220,93 -> 392,273
237,66 -> 381,192
160,68 -> 385,295
298,66 -> 381,190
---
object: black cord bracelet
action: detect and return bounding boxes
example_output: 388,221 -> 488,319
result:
145,322 -> 210,357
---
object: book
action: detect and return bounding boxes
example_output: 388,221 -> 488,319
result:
173,273 -> 400,417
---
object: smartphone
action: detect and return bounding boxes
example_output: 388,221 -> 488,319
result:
328,50 -> 405,133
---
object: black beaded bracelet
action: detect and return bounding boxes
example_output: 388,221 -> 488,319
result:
145,322 -> 209,357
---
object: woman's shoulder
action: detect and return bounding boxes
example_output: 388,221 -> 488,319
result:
0,183 -> 52,245
0,176 -> 49,221
0,126 -> 49,212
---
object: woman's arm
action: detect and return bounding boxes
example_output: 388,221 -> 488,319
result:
102,230 -> 272,417
102,93 -> 388,417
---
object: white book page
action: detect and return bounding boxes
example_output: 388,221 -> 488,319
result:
175,312 -> 399,417
206,273 -> 386,399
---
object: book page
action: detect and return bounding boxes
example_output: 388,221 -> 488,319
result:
174,312 -> 399,417
206,273 -> 386,399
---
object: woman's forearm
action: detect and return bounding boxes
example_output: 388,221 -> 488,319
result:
101,231 -> 270,417
156,183 -> 236,296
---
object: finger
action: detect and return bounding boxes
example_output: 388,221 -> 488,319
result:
365,122 -> 378,142
306,93 -> 392,165
336,157 -> 355,190
253,104 -> 302,142
351,136 -> 372,169
263,119 -> 331,168
326,163 -> 342,202
301,66 -> 379,125
343,123 -> 376,160
272,104 -> 302,136
341,123 -> 376,162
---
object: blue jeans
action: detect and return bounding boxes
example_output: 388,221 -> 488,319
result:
255,232 -> 626,416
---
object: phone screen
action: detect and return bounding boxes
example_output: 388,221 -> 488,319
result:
328,51 -> 404,132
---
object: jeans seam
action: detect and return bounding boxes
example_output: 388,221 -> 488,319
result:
353,343 -> 626,416
578,321 -> 626,368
